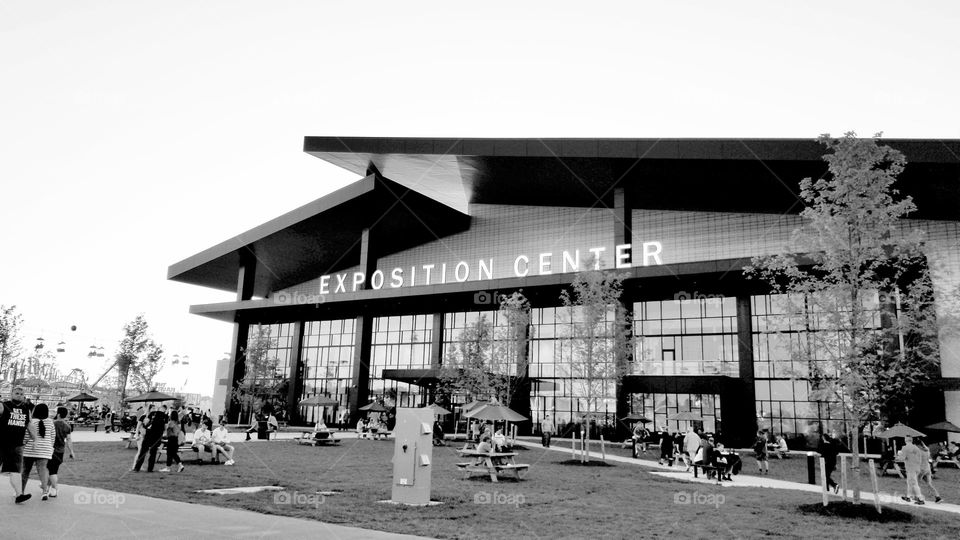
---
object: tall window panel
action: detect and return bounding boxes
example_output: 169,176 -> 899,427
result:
368,314 -> 433,409
299,319 -> 355,425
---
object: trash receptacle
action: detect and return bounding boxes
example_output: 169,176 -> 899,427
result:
257,420 -> 269,440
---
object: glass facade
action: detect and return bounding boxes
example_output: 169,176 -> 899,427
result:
369,314 -> 433,408
751,293 -> 883,438
300,319 -> 355,424
630,392 -> 721,434
241,323 -> 296,421
528,306 -> 619,428
633,297 -> 738,376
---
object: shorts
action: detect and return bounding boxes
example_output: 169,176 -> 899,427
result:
1,445 -> 23,473
48,452 -> 65,475
755,451 -> 768,461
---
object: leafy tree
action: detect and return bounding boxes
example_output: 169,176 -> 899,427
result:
559,261 -> 633,462
745,132 -> 958,504
115,315 -> 165,402
439,292 -> 532,407
231,324 -> 282,422
0,305 -> 24,380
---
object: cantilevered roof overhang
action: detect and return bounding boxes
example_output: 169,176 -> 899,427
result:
167,174 -> 470,296
304,137 -> 960,219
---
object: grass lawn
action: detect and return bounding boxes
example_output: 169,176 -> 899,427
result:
53,438 -> 960,539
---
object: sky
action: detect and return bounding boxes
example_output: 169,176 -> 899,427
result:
1,1 -> 958,397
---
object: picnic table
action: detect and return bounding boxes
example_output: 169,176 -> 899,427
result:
455,449 -> 529,482
296,431 -> 341,446
70,422 -> 104,432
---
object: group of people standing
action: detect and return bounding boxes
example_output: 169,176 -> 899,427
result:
0,386 -> 75,503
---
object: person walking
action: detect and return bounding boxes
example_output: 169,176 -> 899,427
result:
916,439 -> 942,503
21,403 -> 55,501
683,427 -> 701,472
133,406 -> 167,472
541,414 -> 554,448
659,429 -> 675,466
1,386 -> 32,503
900,435 -> 926,505
754,430 -> 770,474
160,411 -> 185,473
818,432 -> 840,493
46,406 -> 75,498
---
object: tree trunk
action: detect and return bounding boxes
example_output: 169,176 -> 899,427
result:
849,422 -> 861,504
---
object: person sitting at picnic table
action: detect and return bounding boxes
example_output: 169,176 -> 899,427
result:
312,419 -> 331,441
776,434 -> 790,458
191,420 -> 216,463
212,419 -> 236,466
492,429 -> 507,451
474,435 -> 498,465
356,418 -> 369,439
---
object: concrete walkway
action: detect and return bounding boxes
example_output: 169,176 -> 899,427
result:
1,479 -> 430,540
517,438 -> 960,518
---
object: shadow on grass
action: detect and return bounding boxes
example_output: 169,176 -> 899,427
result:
557,459 -> 616,467
798,501 -> 914,523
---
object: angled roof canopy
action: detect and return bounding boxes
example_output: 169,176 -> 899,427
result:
305,137 -> 960,218
168,174 -> 470,296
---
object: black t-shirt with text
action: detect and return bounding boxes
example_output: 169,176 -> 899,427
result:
1,400 -> 31,448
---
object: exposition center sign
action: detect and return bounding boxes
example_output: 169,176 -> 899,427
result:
284,242 -> 663,300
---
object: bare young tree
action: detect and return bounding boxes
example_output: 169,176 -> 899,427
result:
559,261 -> 633,462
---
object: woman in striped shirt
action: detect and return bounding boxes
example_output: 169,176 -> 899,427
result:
21,403 -> 55,501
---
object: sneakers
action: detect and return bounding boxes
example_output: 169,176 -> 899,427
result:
15,494 -> 31,504
177,464 -> 185,473
41,493 -> 48,501
901,496 -> 912,502
159,467 -> 171,472
916,499 -> 925,505
49,488 -> 58,498
225,459 -> 235,466
935,496 -> 943,503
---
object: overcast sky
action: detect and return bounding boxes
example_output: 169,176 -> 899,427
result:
1,1 -> 958,396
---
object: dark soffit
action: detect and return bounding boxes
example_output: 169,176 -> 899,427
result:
167,174 -> 471,296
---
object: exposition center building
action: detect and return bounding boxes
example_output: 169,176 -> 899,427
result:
169,137 -> 960,446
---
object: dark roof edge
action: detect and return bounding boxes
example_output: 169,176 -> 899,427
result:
167,174 -> 377,281
303,137 -> 960,163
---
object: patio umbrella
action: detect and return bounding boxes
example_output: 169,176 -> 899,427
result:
669,411 -> 704,422
877,423 -> 925,439
299,395 -> 339,407
459,399 -> 487,412
359,402 -> 389,413
464,402 -> 528,422
421,403 -> 452,416
66,392 -> 99,403
620,413 -> 652,423
924,421 -> 960,433
125,390 -> 178,403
